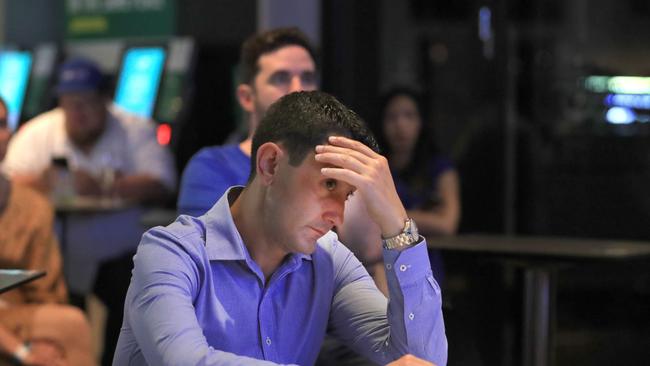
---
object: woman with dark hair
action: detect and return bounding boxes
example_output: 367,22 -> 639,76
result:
378,87 -> 461,282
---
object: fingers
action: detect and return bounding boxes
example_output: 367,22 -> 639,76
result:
314,135 -> 389,191
315,136 -> 386,176
320,166 -> 367,190
326,135 -> 378,157
315,151 -> 367,177
315,144 -> 373,166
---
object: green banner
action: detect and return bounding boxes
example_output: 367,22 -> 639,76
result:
65,0 -> 176,40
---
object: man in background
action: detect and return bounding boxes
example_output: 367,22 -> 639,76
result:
177,27 -> 318,216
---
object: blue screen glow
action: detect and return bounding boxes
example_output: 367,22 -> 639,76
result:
604,94 -> 650,110
606,107 -> 636,124
0,51 -> 33,131
114,47 -> 166,118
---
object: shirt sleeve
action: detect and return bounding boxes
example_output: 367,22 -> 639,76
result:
123,228 -> 298,366
2,121 -> 51,176
177,150 -> 230,216
327,239 -> 447,365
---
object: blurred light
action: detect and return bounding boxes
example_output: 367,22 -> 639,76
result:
478,6 -> 494,60
157,123 -> 172,145
478,7 -> 492,41
586,76 -> 650,94
606,107 -> 636,124
638,114 -> 650,123
604,94 -> 650,110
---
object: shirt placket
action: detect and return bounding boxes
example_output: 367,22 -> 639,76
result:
258,286 -> 278,361
257,256 -> 303,363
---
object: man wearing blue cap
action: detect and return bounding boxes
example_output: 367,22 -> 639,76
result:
3,57 -> 176,199
1,57 -> 176,365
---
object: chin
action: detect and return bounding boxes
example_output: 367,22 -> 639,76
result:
295,240 -> 319,255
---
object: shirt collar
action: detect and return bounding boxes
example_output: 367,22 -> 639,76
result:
202,186 -> 312,263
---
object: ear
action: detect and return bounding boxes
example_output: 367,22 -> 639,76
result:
236,83 -> 255,114
256,142 -> 284,186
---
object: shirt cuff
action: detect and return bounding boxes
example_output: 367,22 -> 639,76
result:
382,239 -> 431,285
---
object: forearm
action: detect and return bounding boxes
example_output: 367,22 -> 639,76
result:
11,173 -> 50,194
114,174 -> 171,204
408,209 -> 459,236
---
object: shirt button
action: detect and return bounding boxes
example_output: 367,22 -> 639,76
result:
265,337 -> 272,346
399,264 -> 408,272
386,263 -> 392,270
408,313 -> 415,320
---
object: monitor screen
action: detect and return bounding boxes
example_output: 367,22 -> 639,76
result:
114,47 -> 166,118
0,50 -> 33,131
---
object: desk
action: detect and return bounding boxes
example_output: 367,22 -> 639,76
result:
0,269 -> 46,294
54,197 -> 141,294
55,197 -> 131,252
139,208 -> 177,229
429,235 -> 650,366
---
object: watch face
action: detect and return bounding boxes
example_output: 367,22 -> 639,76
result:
407,219 -> 418,237
382,219 -> 419,249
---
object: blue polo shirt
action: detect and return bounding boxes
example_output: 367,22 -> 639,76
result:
177,144 -> 251,217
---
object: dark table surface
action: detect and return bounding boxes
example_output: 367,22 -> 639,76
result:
428,234 -> 650,260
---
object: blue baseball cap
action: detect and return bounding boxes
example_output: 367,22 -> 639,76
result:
55,58 -> 104,95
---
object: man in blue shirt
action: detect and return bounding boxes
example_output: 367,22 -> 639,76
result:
177,27 -> 318,216
114,91 -> 447,365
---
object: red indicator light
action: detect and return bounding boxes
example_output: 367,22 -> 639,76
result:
157,123 -> 172,146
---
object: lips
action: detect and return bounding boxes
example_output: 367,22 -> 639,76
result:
309,226 -> 328,238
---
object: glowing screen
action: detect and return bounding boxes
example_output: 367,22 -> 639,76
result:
114,47 -> 166,118
0,51 -> 33,131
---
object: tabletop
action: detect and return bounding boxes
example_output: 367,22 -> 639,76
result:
428,234 -> 650,260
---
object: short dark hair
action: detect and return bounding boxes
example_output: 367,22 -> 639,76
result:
239,27 -> 317,85
249,91 -> 378,181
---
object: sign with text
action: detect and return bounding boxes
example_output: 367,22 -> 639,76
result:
65,0 -> 176,39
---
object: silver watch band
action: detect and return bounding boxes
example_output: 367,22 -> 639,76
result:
382,218 -> 419,250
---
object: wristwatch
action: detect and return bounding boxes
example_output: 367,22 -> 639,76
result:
382,218 -> 419,250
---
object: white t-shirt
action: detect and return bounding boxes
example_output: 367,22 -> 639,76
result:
2,104 -> 177,293
2,104 -> 176,190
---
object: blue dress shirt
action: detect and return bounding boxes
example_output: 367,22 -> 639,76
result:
114,188 -> 447,365
177,144 -> 250,216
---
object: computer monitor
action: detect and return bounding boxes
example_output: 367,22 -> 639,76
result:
0,50 -> 33,131
114,46 -> 166,118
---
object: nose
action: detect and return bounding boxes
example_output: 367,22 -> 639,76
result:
322,195 -> 346,228
289,75 -> 303,93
